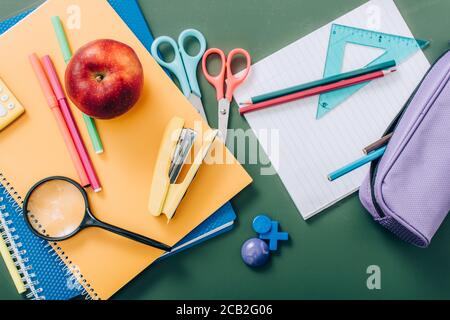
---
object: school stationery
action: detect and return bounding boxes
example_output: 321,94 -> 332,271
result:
41,55 -> 101,192
0,77 -> 25,131
149,117 -> 218,221
0,180 -> 84,299
29,53 -> 90,188
0,0 -> 237,299
233,0 -> 429,219
109,1 -> 238,251
240,68 -> 396,114
151,29 -> 208,122
108,0 -> 238,257
318,24 -> 429,118
241,60 -> 396,105
328,146 -> 386,181
0,0 -> 251,300
151,29 -> 238,247
24,176 -> 171,251
363,133 -> 393,154
51,16 -> 104,154
0,4 -> 103,301
160,202 -> 236,259
360,50 -> 450,248
202,48 -> 251,144
51,17 -> 71,64
0,224 -> 26,294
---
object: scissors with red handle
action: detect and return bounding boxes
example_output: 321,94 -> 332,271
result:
202,48 -> 251,144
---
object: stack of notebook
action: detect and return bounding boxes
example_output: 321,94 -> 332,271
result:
0,0 -> 245,300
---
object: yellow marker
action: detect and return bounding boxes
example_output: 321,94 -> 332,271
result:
0,237 -> 26,294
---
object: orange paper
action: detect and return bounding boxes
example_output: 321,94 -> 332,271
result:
0,0 -> 251,299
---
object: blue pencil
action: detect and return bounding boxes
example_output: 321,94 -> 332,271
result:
327,146 -> 387,181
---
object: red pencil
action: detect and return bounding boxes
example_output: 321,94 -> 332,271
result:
239,69 -> 397,115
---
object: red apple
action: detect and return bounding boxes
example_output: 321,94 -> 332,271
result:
65,39 -> 144,119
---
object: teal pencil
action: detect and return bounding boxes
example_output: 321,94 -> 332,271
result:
242,60 -> 396,105
51,16 -> 104,154
327,146 -> 387,181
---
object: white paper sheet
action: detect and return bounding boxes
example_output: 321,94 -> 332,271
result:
233,0 -> 430,219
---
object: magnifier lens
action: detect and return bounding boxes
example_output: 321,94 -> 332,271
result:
26,179 -> 86,239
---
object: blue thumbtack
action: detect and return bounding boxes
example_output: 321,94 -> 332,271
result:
259,221 -> 288,251
252,215 -> 272,234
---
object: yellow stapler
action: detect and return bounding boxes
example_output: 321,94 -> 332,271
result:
148,117 -> 218,221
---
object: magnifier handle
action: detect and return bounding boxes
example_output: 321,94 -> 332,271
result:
96,221 -> 172,252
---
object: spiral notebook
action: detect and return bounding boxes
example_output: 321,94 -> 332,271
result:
0,177 -> 84,300
0,0 -> 239,300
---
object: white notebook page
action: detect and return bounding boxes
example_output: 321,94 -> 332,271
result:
233,0 -> 430,219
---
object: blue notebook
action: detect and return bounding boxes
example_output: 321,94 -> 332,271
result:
0,0 -> 236,300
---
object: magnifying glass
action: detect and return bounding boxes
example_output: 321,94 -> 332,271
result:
23,176 -> 171,252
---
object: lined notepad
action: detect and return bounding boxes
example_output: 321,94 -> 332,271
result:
233,0 -> 430,219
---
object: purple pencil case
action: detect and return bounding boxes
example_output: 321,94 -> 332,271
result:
359,50 -> 450,248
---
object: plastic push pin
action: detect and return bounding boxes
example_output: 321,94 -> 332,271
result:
259,221 -> 288,251
241,238 -> 270,267
252,215 -> 272,234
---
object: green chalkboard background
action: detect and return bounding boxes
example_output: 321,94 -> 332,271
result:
1,0 -> 450,300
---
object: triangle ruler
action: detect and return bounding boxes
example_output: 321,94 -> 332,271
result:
317,24 -> 429,119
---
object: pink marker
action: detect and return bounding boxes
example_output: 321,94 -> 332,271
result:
29,53 -> 90,188
41,55 -> 102,192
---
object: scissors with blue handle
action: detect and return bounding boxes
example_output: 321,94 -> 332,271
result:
151,29 -> 208,121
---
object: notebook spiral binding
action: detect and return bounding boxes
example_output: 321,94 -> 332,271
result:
0,173 -> 95,300
44,240 -> 96,300
0,174 -> 42,299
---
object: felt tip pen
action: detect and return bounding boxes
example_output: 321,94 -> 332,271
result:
29,53 -> 90,188
41,55 -> 102,193
51,16 -> 104,155
240,60 -> 397,105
